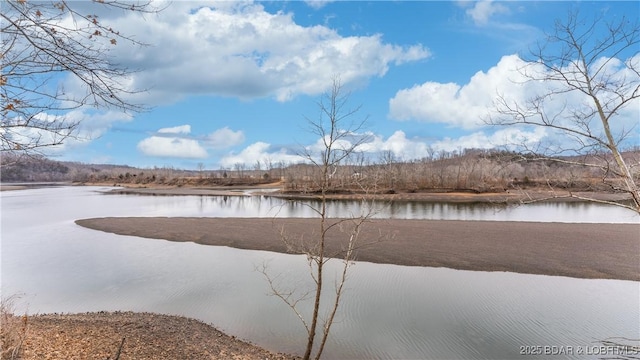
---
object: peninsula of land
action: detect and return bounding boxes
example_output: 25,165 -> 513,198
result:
76,217 -> 639,281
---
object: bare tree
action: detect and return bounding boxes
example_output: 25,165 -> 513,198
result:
260,77 -> 381,360
486,11 -> 640,213
234,162 -> 245,178
197,162 -> 205,178
1,0 -> 157,157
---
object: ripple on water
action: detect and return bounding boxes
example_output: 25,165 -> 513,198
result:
2,186 -> 638,359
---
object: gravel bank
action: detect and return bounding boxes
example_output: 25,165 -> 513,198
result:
15,311 -> 298,360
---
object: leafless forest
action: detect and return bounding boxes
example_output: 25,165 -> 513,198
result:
2,149 -> 638,195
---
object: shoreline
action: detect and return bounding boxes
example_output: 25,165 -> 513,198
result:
2,181 -> 634,205
108,186 -> 629,204
76,217 -> 640,281
79,181 -> 635,204
13,311 -> 298,360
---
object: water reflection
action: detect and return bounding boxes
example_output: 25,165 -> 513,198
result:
79,189 -> 636,223
1,187 -> 638,359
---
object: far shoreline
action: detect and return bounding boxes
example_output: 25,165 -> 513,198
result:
2,181 -> 634,205
78,181 -> 635,204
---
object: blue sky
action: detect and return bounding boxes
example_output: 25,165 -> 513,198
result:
47,1 -> 639,170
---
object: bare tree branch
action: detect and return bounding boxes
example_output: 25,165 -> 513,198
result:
1,0 -> 160,157
261,76 -> 387,360
486,10 -> 640,212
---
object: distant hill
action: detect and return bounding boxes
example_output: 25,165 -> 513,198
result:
1,150 -> 638,195
0,154 -> 147,182
1,155 -> 71,182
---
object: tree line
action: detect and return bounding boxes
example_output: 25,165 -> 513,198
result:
3,149 -> 637,195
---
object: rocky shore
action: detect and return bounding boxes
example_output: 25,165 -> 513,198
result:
11,311 -> 298,360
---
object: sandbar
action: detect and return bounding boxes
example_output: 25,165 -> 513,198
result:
76,217 -> 640,281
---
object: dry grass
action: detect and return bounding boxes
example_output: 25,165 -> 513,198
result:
1,295 -> 28,360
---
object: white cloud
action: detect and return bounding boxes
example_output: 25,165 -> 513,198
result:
305,132 -> 357,158
137,137 -> 208,159
453,1 -> 539,51
137,125 -> 207,159
158,125 -> 191,134
78,110 -> 134,137
354,129 -> 546,161
3,109 -> 132,154
301,130 -> 433,162
465,0 -> 509,26
220,142 -> 304,168
305,0 -> 334,10
87,1 -> 430,105
431,127 -> 547,153
389,53 -> 639,152
389,54 -> 529,129
137,125 -> 246,159
206,127 -> 245,149
356,131 -> 430,161
221,130 -> 432,168
218,127 -> 552,168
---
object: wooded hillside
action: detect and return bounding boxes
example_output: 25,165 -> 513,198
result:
2,149 -> 638,195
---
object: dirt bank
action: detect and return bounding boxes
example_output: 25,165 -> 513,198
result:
76,217 -> 640,281
14,311 -> 297,360
79,181 -> 634,204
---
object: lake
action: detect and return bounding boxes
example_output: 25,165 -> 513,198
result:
1,186 -> 638,359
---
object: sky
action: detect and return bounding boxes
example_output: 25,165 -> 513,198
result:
44,0 -> 639,170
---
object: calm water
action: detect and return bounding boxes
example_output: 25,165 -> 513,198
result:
1,186 -> 639,359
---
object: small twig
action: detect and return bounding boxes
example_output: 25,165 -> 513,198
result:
111,337 -> 125,360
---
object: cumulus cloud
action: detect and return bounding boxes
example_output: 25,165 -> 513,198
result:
463,0 -> 509,26
304,132 -> 361,159
137,137 -> 208,159
453,1 -> 539,50
3,109 -> 133,155
359,129 -> 545,160
223,131 -> 425,167
217,126 -> 553,168
389,52 -> 640,155
301,130 -> 433,162
137,125 -> 208,159
136,124 -> 248,160
389,55 -> 536,129
220,142 -> 304,168
389,53 -> 639,135
157,125 -> 191,134
206,127 -> 245,149
219,130 -> 431,168
431,127 -> 547,153
87,1 -> 430,105
305,0 -> 334,10
355,131 -> 430,161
